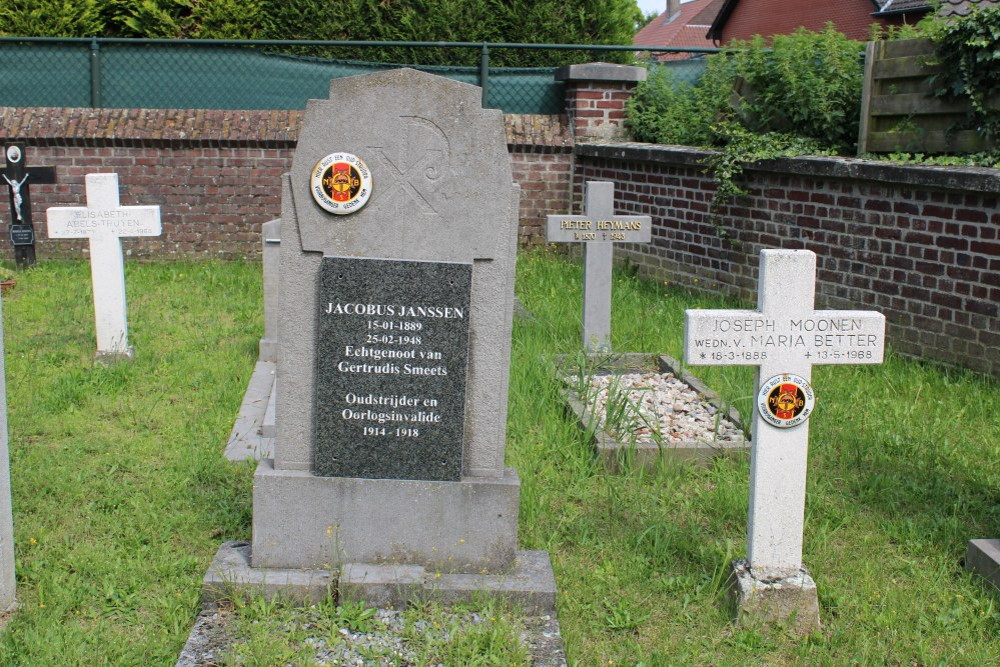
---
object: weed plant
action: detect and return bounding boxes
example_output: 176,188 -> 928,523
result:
0,253 -> 996,664
217,594 -> 529,665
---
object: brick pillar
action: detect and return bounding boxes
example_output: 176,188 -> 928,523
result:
555,63 -> 647,142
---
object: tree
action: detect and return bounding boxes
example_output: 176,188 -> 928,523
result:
0,0 -> 645,66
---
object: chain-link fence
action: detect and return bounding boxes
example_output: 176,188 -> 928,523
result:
0,38 -> 718,113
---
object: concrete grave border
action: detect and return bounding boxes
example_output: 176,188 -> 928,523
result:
556,352 -> 750,471
202,541 -> 557,615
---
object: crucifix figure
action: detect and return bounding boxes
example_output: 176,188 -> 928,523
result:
684,249 -> 886,631
2,143 -> 57,269
2,173 -> 27,222
546,181 -> 652,352
46,173 -> 161,362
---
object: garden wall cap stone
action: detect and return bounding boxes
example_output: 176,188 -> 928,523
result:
577,142 -> 1000,193
555,63 -> 647,83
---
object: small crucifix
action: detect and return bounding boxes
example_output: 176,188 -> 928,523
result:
46,173 -> 161,362
546,181 -> 651,352
684,249 -> 886,630
2,143 -> 57,269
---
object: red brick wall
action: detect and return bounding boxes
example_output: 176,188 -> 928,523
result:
24,144 -> 292,258
575,143 -> 1000,376
720,0 -> 909,43
563,82 -> 634,141
4,105 -> 998,376
0,107 -> 572,258
512,150 -> 573,244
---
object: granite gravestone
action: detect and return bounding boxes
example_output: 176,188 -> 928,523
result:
684,248 -> 885,632
546,181 -> 651,352
209,69 -> 555,612
46,173 -> 161,361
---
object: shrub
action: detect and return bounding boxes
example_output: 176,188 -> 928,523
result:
0,0 -> 642,67
0,0 -> 104,37
729,26 -> 864,150
626,24 -> 865,153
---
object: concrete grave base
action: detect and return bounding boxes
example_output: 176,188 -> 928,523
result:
203,541 -> 333,605
340,551 -> 557,614
190,542 -> 563,664
726,558 -> 820,633
252,458 -> 521,574
95,345 -> 135,365
559,353 -> 750,471
258,337 -> 277,365
224,360 -> 275,462
202,541 -> 557,615
0,602 -> 17,631
966,539 -> 1000,591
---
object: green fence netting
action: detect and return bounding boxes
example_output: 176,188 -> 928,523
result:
0,40 -> 714,113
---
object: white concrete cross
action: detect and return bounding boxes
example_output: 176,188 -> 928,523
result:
546,181 -> 651,351
684,249 -> 885,578
47,173 -> 161,360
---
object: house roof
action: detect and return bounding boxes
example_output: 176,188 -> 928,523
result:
871,0 -> 934,16
870,0 -> 1000,17
705,0 -> 739,41
708,0 -> 1000,42
937,0 -> 1000,17
634,0 -> 725,57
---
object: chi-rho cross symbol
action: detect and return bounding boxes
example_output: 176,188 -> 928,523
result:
46,173 -> 161,361
546,181 -> 651,352
684,249 -> 885,579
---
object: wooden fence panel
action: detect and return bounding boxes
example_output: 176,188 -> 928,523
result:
858,38 -> 994,154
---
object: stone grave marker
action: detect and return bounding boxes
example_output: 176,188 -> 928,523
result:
2,143 -> 57,269
967,539 -> 1000,591
207,68 -> 555,613
684,248 -> 885,631
0,294 -> 14,617
546,181 -> 651,351
46,173 -> 161,362
224,218 -> 280,462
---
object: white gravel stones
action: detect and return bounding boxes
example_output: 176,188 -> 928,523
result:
585,371 -> 743,445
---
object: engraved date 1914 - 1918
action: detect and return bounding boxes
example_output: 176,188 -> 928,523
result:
363,426 -> 421,437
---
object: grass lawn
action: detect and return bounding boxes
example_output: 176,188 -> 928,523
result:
0,252 -> 996,664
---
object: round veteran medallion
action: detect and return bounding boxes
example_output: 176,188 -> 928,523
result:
757,373 -> 815,429
310,152 -> 372,215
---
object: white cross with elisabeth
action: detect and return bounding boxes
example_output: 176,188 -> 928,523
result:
546,181 -> 651,352
47,173 -> 161,360
684,249 -> 885,578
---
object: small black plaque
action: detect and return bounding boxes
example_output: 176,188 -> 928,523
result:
314,256 -> 472,481
9,225 -> 33,246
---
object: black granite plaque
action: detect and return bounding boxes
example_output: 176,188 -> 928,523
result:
314,256 -> 472,481
9,225 -> 33,246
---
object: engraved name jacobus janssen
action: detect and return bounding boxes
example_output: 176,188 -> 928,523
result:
323,302 -> 465,319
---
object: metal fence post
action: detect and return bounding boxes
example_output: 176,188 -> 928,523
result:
479,43 -> 490,108
89,39 -> 102,108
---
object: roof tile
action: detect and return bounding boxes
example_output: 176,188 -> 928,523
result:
633,0 -> 723,56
